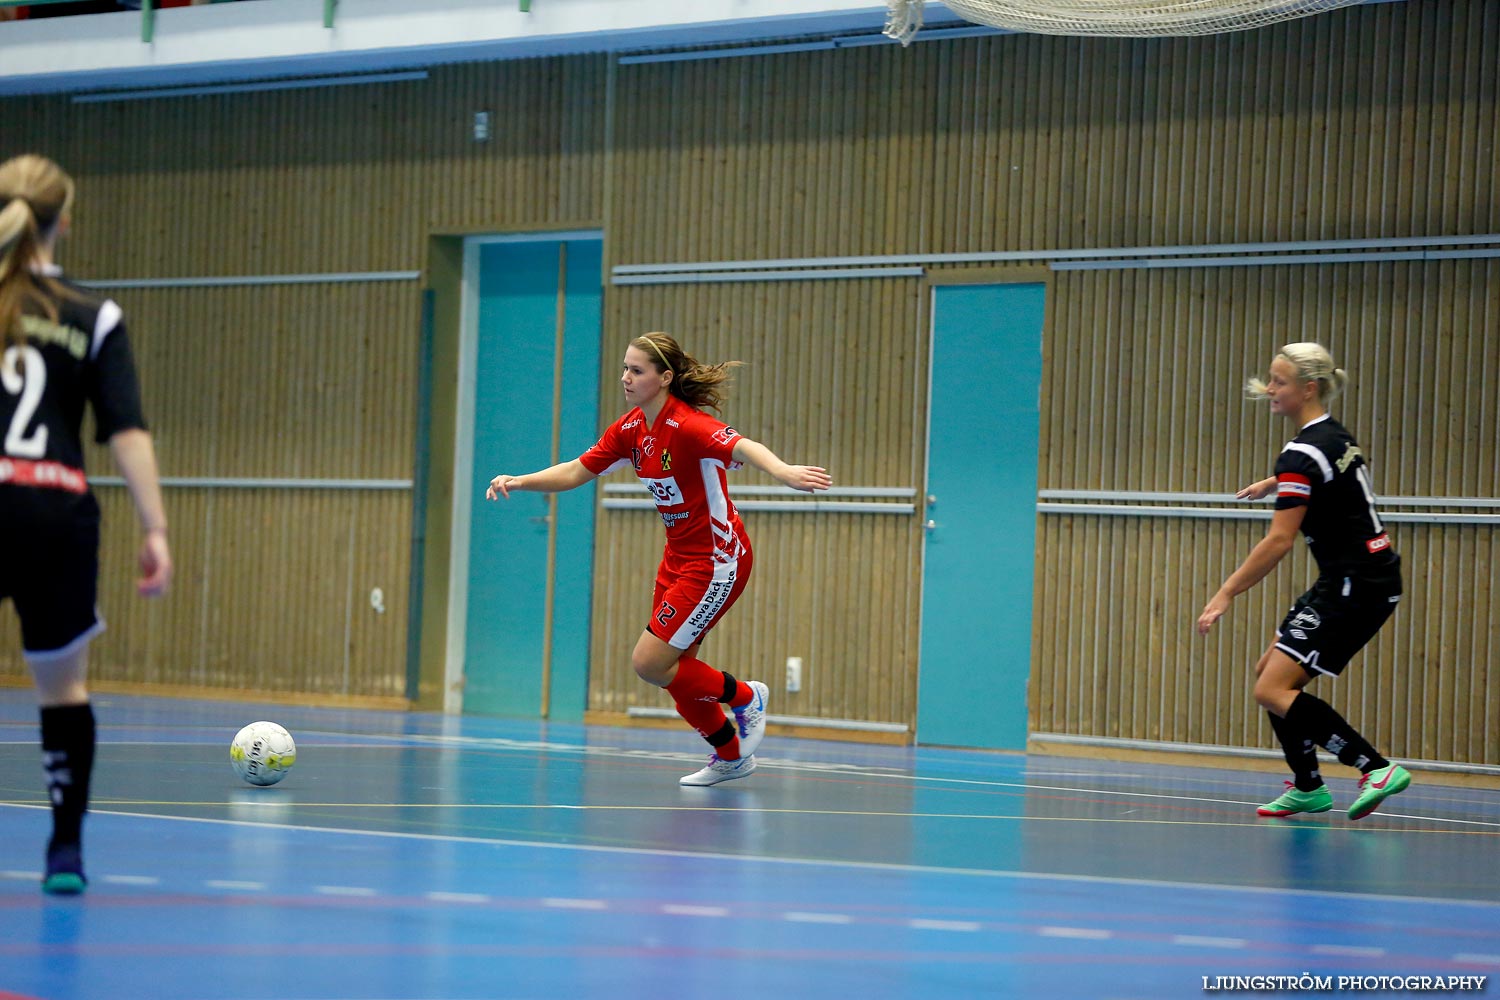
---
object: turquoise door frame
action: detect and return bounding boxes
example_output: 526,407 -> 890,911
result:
916,282 -> 1046,750
447,233 -> 602,721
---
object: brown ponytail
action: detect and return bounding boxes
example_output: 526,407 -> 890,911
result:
632,332 -> 744,412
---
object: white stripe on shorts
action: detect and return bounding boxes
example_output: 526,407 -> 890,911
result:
24,617 -> 107,664
666,558 -> 739,650
1274,641 -> 1334,676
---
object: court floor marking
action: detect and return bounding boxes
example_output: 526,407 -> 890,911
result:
3,794 -> 1494,839
2,801 -> 1497,912
7,725 -> 1479,798
5,734 -> 1494,827
5,871 -> 1498,968
303,731 -> 1500,828
5,718 -> 1499,808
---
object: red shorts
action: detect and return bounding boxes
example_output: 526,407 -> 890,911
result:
648,548 -> 753,650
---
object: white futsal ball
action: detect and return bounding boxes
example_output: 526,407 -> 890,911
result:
230,721 -> 297,786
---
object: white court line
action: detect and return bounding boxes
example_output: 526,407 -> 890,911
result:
206,880 -> 265,891
1026,771 -> 1144,778
101,874 -> 160,886
1,801 -> 1495,913
542,897 -> 607,910
1172,935 -> 1248,949
1312,944 -> 1387,957
1040,926 -> 1113,940
5,730 -> 1491,828
426,891 -> 489,904
1454,954 -> 1500,964
2,869 -> 41,880
784,912 -> 854,924
910,919 -> 981,932
269,732 -> 1500,830
315,885 -> 377,897
662,904 -> 728,917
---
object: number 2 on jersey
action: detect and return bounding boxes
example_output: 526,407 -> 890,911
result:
1,345 -> 49,459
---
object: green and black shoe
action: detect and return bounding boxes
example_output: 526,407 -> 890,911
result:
42,842 -> 87,896
1348,763 -> 1412,821
1257,781 -> 1333,817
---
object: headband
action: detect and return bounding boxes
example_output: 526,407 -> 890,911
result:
641,337 -> 673,373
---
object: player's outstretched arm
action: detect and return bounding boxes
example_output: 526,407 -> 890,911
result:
1196,505 -> 1305,635
731,438 -> 832,494
109,427 -> 173,597
1235,476 -> 1279,501
486,459 -> 597,500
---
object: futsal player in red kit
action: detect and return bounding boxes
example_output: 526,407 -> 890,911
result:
487,333 -> 831,785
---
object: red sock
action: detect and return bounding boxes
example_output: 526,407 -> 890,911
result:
666,657 -> 745,759
668,656 -> 753,707
672,700 -> 741,760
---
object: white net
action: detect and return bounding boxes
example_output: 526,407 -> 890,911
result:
885,0 -> 1368,43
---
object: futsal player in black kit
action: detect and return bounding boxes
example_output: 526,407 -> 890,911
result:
1197,342 -> 1410,821
0,155 -> 173,893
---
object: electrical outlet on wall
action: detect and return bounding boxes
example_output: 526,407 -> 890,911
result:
785,656 -> 803,693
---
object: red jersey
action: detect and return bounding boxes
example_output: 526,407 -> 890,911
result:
579,394 -> 751,574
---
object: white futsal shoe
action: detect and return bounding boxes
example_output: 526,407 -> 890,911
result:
680,753 -> 756,786
732,681 -> 770,758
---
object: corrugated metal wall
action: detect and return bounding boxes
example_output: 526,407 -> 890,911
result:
0,0 -> 1495,764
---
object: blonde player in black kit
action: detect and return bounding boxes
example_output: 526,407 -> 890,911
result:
1197,342 -> 1411,821
0,155 -> 172,893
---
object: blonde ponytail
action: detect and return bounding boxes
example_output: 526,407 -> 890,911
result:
0,155 -> 77,352
0,197 -> 41,351
1246,342 -> 1348,403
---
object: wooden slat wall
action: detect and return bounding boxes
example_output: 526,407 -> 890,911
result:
1033,516 -> 1500,765
589,280 -> 927,723
1035,260 -> 1500,764
1,0 -> 1495,764
17,58 -> 608,276
599,0 -> 1499,749
609,2 -> 1498,262
0,58 -> 607,695
78,487 -> 414,696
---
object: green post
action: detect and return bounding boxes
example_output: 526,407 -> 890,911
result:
141,0 -> 155,43
324,0 -> 336,28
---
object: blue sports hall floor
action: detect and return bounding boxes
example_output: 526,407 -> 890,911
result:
1,689 -> 1497,1000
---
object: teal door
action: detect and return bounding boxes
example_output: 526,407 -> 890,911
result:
463,237 -> 601,720
916,283 -> 1045,749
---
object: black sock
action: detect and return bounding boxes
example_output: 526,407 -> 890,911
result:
1268,710 -> 1323,791
1284,693 -> 1388,774
40,703 -> 96,851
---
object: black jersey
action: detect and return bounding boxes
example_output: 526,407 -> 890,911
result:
0,265 -> 146,493
1273,414 -> 1397,579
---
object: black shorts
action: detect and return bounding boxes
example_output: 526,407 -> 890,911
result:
1275,560 -> 1402,678
0,487 -> 104,659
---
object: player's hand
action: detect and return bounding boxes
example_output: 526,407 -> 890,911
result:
780,465 -> 832,493
486,474 -> 521,500
138,529 -> 172,597
1196,592 -> 1230,635
1235,476 -> 1278,501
